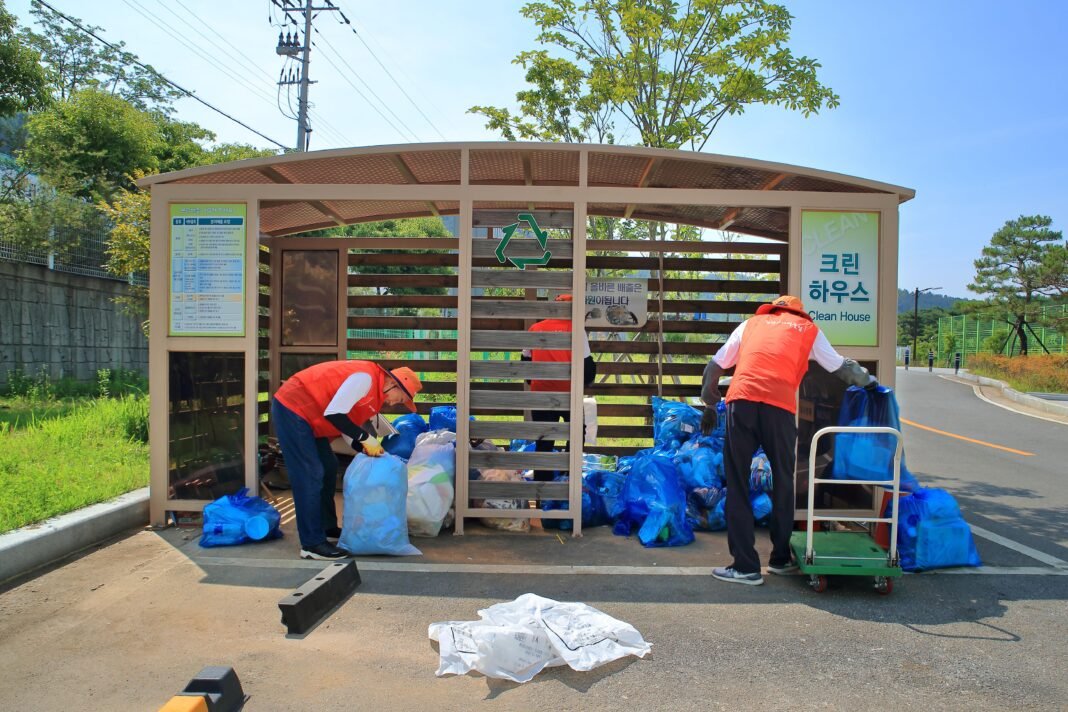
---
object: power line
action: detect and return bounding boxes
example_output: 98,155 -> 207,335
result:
324,0 -> 448,141
159,0 -> 353,147
312,29 -> 422,141
311,36 -> 417,143
32,0 -> 287,150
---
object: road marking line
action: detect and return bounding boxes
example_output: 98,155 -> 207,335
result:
922,566 -> 1068,576
194,557 -> 1068,577
900,418 -> 1035,456
968,524 -> 1068,568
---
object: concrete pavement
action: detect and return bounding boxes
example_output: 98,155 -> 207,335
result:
1,368 -> 1066,710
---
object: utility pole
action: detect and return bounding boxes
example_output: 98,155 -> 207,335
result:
276,0 -> 338,151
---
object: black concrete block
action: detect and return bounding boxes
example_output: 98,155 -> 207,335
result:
180,665 -> 245,712
278,560 -> 362,635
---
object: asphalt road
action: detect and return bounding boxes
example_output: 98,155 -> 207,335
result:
0,369 -> 1066,711
894,368 -> 1068,560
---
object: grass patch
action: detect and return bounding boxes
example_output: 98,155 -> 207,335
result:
0,398 -> 87,431
968,354 -> 1068,393
0,396 -> 149,533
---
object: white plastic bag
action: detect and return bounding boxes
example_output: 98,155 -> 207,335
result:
476,468 -> 529,533
583,396 -> 598,445
406,431 -> 457,537
429,594 -> 651,682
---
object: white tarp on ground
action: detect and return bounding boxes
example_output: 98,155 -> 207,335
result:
428,593 -> 652,683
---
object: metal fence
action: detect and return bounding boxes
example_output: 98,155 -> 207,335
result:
937,305 -> 1066,365
0,218 -> 148,286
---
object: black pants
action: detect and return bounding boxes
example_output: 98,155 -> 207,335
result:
532,409 -> 567,482
723,400 -> 797,574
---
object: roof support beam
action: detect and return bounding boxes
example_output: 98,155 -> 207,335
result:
389,153 -> 439,219
258,166 -> 292,184
623,158 -> 659,219
715,173 -> 788,230
309,200 -> 347,226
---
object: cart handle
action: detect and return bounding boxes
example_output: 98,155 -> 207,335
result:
806,426 -> 904,566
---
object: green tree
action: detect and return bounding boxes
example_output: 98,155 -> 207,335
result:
968,215 -> 1065,356
0,0 -> 50,115
470,0 -> 838,149
19,1 -> 179,110
22,87 -> 160,201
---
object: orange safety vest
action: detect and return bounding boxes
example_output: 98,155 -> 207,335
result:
274,361 -> 386,438
724,313 -> 820,414
529,318 -> 572,392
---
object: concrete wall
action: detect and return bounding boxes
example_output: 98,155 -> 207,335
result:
0,261 -> 147,384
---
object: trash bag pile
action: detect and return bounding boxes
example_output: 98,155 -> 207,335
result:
835,385 -> 980,571
223,387 -> 979,572
200,487 -> 282,547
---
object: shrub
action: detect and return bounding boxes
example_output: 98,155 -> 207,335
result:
968,354 -> 1068,393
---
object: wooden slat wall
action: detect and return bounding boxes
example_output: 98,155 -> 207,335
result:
346,241 -> 461,419
584,237 -> 784,456
324,233 -> 783,455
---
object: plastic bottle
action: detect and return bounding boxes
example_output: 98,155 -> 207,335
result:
244,515 -> 271,541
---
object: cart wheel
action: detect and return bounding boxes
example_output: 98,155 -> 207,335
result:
809,575 -> 829,593
874,577 -> 893,596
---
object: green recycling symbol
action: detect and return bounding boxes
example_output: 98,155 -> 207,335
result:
495,213 -> 552,269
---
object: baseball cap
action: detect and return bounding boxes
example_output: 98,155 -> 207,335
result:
755,295 -> 812,320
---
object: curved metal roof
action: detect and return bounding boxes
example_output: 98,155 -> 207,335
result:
139,142 -> 913,239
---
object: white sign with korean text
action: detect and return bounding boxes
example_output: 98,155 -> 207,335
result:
583,278 -> 647,328
800,211 -> 879,346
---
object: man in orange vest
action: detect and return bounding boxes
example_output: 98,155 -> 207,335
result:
700,295 -> 877,585
521,294 -> 596,481
271,361 -> 422,560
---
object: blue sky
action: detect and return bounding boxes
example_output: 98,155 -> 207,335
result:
11,1 -> 1067,298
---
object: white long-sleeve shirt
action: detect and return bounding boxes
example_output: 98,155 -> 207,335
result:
712,319 -> 846,372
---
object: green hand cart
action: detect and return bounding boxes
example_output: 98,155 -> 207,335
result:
790,425 -> 904,595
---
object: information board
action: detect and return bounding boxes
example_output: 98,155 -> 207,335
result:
169,203 -> 247,336
800,210 -> 879,346
584,278 -> 648,328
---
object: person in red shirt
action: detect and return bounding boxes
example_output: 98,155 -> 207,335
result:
700,295 -> 876,585
521,294 -> 596,481
271,361 -> 422,560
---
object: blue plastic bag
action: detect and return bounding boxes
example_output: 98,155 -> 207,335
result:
651,396 -> 702,452
339,454 -> 421,556
542,468 -> 628,530
673,435 -> 725,491
382,413 -> 429,460
893,487 -> 981,571
612,449 -> 694,547
832,386 -> 920,492
749,451 -> 773,494
751,491 -> 772,525
429,406 -> 474,433
200,487 -> 282,547
686,486 -> 726,531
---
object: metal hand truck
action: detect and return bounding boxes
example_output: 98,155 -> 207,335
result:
789,426 -> 904,595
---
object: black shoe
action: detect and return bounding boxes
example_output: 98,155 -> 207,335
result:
324,527 -> 343,543
299,542 -> 350,560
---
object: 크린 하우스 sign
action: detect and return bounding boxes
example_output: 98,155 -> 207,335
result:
800,211 -> 879,346
169,203 -> 247,336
